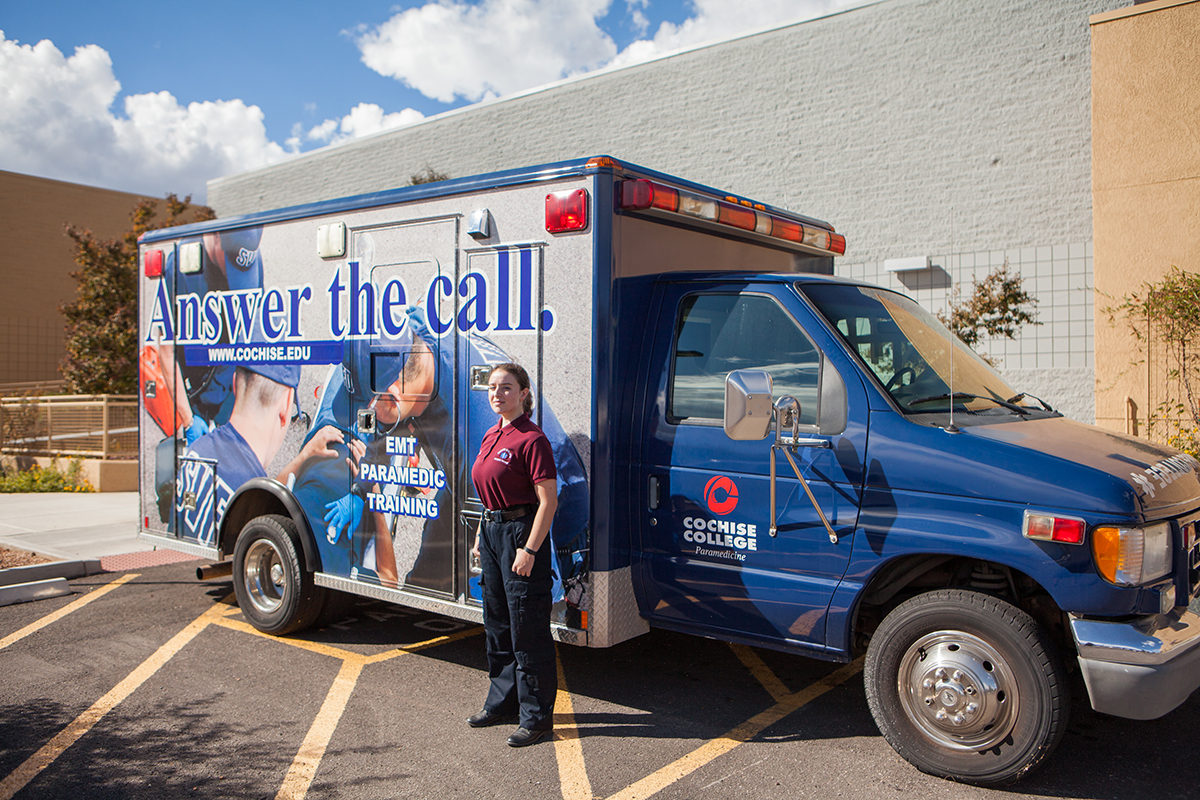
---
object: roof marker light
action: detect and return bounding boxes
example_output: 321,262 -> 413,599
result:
143,249 -> 164,278
618,178 -> 847,257
717,200 -> 756,231
546,189 -> 589,233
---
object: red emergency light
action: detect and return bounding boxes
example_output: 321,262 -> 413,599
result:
545,189 -> 589,233
144,249 -> 164,278
618,178 -> 846,256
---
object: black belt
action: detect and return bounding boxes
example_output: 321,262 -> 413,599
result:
481,504 -> 537,523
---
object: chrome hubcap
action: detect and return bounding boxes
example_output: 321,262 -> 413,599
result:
243,539 -> 286,615
898,631 -> 1018,751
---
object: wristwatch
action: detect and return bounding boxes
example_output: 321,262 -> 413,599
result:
522,545 -> 538,556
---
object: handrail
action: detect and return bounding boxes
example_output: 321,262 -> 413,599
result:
0,394 -> 138,459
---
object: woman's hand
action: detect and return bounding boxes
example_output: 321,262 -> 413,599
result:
511,548 -> 535,577
510,479 -> 558,577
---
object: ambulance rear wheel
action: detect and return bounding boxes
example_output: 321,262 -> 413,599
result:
864,589 -> 1068,786
314,588 -> 357,628
233,514 -> 324,635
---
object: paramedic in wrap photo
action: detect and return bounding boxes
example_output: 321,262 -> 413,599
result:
291,322 -> 432,587
177,363 -> 342,544
468,363 -> 558,748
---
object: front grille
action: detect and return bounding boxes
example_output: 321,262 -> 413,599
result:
1187,522 -> 1200,600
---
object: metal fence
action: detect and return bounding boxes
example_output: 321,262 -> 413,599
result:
0,395 -> 137,459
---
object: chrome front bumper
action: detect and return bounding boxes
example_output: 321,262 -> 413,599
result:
1070,598 -> 1200,719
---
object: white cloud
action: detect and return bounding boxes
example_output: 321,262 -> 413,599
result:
625,0 -> 650,37
607,0 -> 851,70
357,0 -> 851,104
304,102 -> 426,147
0,31 -> 293,201
0,32 -> 426,202
356,0 -> 618,104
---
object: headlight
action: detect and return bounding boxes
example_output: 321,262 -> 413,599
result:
1092,522 -> 1173,586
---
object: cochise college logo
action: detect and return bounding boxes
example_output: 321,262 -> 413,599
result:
682,475 -> 757,561
704,475 -> 739,515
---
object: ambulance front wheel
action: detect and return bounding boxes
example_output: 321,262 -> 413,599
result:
863,589 -> 1068,786
233,514 -> 325,635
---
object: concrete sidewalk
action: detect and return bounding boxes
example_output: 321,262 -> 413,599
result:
0,492 -> 196,570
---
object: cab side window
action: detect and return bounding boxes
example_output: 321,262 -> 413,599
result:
670,293 -> 820,424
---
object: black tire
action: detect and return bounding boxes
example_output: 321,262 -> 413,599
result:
314,588 -> 357,628
864,589 -> 1068,786
232,514 -> 325,635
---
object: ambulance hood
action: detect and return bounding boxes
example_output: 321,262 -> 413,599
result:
963,417 -> 1200,519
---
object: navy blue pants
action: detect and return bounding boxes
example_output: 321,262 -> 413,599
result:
478,513 -> 556,731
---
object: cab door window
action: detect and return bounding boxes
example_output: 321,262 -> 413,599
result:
669,293 -> 820,424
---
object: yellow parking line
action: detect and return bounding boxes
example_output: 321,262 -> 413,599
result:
0,598 -> 228,800
276,657 -> 365,800
604,658 -> 864,800
554,649 -> 594,800
365,626 -> 482,663
0,572 -> 140,653
249,624 -> 479,800
214,617 -> 364,661
728,643 -> 792,703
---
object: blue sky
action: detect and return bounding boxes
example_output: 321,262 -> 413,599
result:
0,0 -> 851,202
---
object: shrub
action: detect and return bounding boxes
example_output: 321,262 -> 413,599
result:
0,457 -> 94,493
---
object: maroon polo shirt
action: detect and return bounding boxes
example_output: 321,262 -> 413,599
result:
471,414 -> 556,511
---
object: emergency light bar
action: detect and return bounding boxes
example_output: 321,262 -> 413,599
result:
618,178 -> 846,256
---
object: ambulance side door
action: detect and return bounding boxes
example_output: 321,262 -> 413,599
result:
634,280 -> 866,651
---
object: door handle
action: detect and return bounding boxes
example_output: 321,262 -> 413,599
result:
648,475 -> 661,510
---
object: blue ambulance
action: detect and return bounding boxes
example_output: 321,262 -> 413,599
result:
138,156 -> 1200,785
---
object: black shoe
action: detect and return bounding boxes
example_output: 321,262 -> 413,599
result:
467,709 -> 515,728
506,727 -> 551,747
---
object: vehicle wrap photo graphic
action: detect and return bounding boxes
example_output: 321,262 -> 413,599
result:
139,204 -> 593,629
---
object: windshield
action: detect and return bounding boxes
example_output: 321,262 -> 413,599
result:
799,283 -> 1024,418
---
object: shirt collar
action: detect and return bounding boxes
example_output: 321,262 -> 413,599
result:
498,413 -> 534,435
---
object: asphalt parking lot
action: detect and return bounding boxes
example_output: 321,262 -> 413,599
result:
3,561 -> 1200,800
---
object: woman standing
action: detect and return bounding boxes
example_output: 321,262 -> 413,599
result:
468,363 -> 559,747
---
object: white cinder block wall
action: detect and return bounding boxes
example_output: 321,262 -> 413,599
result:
209,0 -> 1123,422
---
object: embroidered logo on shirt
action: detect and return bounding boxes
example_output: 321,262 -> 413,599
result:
494,448 -> 514,465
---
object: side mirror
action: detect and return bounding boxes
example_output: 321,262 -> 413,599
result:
724,370 -> 774,440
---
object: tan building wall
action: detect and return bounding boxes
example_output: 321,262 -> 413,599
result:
1091,0 -> 1200,435
0,171 -> 155,387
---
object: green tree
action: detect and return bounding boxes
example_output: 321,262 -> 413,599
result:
61,194 -> 215,394
937,261 -> 1040,364
1106,265 -> 1200,457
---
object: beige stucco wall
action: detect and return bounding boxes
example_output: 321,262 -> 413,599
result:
0,172 -> 211,388
0,172 -> 152,387
1091,0 -> 1200,434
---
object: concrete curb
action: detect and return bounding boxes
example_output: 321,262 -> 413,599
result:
0,559 -> 103,587
0,577 -> 72,607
